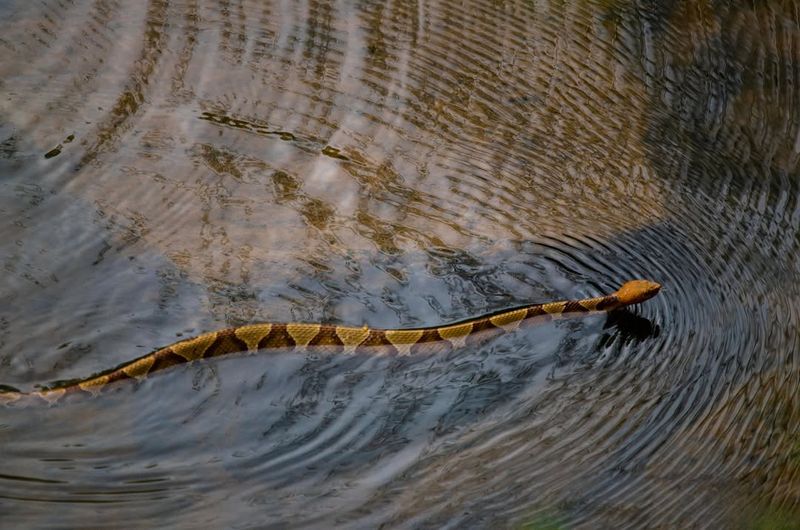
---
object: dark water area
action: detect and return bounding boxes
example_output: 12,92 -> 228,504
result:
1,1 -> 799,528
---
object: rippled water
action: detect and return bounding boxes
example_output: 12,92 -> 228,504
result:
1,1 -> 800,528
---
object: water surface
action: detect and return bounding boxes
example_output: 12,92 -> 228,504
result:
1,1 -> 799,528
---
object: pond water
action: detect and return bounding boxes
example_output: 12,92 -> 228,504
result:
1,1 -> 799,528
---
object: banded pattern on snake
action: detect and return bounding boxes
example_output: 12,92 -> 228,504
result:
0,280 -> 660,406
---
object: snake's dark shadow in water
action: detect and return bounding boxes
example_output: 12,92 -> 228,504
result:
600,309 -> 660,347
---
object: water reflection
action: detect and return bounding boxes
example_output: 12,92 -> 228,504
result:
1,0 -> 799,527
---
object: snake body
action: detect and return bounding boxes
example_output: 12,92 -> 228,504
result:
0,280 -> 660,406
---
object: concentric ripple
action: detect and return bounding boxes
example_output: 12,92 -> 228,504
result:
1,1 -> 800,528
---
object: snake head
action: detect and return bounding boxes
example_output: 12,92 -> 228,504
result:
615,279 -> 661,305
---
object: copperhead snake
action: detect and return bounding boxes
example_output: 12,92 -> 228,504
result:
0,279 -> 660,406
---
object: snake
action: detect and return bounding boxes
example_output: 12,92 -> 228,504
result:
0,279 -> 660,406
